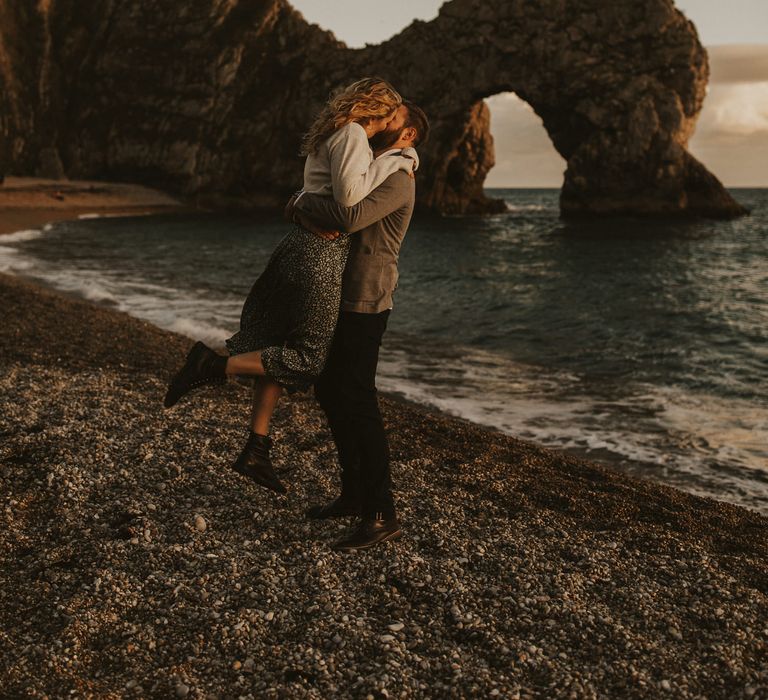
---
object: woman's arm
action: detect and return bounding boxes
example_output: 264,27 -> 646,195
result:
327,123 -> 415,207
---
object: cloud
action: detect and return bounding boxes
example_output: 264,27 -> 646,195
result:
703,82 -> 768,135
707,44 -> 768,84
689,79 -> 768,185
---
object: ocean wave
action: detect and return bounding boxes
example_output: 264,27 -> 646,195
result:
76,212 -> 142,220
76,280 -> 119,304
10,264 -> 122,306
9,258 -> 236,346
0,246 -> 35,272
166,317 -> 233,346
0,228 -> 50,272
503,203 -> 550,212
378,340 -> 768,512
1,228 -> 44,242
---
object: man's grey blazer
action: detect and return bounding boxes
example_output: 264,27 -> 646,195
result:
295,169 -> 415,314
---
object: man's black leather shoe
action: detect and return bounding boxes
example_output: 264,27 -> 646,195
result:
231,431 -> 287,494
164,341 -> 227,408
331,514 -> 402,552
306,497 -> 362,520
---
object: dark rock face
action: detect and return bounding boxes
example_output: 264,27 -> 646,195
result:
0,0 -> 748,218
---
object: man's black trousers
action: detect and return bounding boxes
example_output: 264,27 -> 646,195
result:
313,309 -> 395,519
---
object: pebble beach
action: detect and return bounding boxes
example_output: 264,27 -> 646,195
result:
1,271 -> 767,700
1,196 -> 767,698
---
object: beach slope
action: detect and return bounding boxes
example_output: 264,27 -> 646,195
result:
0,177 -> 190,234
0,271 -> 766,699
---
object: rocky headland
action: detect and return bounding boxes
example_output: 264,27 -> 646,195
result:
0,0 -> 748,219
1,266 -> 766,697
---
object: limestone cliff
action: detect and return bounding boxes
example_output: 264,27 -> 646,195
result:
0,0 -> 748,218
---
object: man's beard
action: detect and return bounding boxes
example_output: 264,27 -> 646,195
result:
369,127 -> 403,151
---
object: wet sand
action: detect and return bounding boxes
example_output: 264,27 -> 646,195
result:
0,176 -> 192,235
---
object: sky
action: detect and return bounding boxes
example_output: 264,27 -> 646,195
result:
290,0 -> 768,187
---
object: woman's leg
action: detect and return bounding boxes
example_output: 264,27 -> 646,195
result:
230,377 -> 287,494
249,377 -> 283,435
227,352 -> 282,433
226,350 -> 267,377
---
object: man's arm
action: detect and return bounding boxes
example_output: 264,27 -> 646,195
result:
284,191 -> 342,240
295,210 -> 341,241
294,172 -> 412,233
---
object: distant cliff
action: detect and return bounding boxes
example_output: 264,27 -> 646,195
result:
0,0 -> 748,218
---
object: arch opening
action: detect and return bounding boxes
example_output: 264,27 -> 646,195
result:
484,92 -> 567,189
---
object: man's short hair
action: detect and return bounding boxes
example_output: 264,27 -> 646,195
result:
402,100 -> 430,147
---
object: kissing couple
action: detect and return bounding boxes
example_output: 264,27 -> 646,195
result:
163,77 -> 430,553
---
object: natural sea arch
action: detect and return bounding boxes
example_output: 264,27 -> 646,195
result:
350,0 -> 748,218
0,0 -> 747,218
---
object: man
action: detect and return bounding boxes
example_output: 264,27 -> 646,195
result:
285,100 -> 430,552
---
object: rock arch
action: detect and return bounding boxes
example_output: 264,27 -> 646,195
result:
0,0 -> 747,218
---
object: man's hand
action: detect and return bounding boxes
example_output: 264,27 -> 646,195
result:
294,210 -> 341,241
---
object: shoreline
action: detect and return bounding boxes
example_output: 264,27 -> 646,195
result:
2,196 -> 765,515
1,204 -> 767,697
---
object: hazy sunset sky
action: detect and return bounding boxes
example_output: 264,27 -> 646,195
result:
290,0 -> 768,187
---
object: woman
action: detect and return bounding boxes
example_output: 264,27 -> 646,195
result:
163,77 -> 418,495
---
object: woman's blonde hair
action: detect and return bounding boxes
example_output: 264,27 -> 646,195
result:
300,77 -> 403,156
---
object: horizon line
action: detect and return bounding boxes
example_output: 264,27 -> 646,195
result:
483,185 -> 768,189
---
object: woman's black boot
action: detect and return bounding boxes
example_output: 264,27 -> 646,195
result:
231,431 -> 287,494
164,341 -> 228,408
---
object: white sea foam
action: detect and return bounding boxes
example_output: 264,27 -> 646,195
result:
378,339 -> 768,512
0,246 -> 35,272
166,317 -> 233,346
13,265 -> 122,306
1,228 -> 44,242
77,211 -> 156,220
0,228 -> 51,271
77,280 -> 119,304
504,203 -> 549,212
76,213 -> 139,220
16,259 -> 239,346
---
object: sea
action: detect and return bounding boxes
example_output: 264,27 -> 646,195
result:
2,188 -> 766,514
